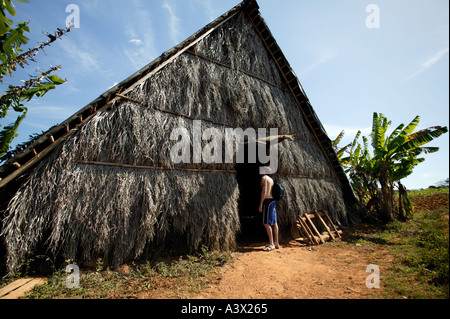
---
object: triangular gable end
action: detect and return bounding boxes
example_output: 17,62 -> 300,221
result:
0,0 -> 361,275
0,0 -> 355,207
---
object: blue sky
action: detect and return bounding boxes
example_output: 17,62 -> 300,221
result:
2,0 -> 449,189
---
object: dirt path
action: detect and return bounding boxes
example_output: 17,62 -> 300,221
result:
194,240 -> 392,299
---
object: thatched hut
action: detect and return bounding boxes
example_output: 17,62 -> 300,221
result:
0,0 -> 360,275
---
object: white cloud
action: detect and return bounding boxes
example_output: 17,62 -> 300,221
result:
422,48 -> 449,69
128,39 -> 143,46
403,47 -> 449,81
108,82 -> 119,90
122,1 -> 157,69
301,49 -> 339,76
163,0 -> 181,44
57,38 -> 101,73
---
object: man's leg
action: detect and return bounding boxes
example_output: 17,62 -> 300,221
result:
264,224 -> 274,247
273,223 -> 280,249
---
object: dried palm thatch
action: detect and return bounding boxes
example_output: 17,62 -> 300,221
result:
1,4 -> 356,275
2,101 -> 241,273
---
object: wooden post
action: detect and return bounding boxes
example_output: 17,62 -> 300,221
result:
297,218 -> 313,245
293,211 -> 343,246
322,210 -> 342,239
299,216 -> 319,245
290,224 -> 301,240
296,222 -> 309,240
304,214 -> 325,244
314,210 -> 336,241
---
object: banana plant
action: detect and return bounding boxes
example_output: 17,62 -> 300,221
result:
337,112 -> 448,222
331,130 -> 351,160
369,113 -> 447,220
340,131 -> 378,210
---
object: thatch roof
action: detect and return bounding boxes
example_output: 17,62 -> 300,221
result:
0,0 -> 360,275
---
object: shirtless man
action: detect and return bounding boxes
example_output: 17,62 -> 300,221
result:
258,174 -> 280,251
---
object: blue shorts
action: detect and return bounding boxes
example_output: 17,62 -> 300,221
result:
262,199 -> 277,225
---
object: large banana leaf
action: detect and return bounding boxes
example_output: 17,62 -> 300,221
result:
386,123 -> 405,144
336,144 -> 351,160
340,130 -> 361,165
389,157 -> 425,181
332,130 -> 345,149
371,113 -> 390,158
350,130 -> 362,153
386,115 -> 421,157
396,126 -> 448,154
420,146 -> 440,154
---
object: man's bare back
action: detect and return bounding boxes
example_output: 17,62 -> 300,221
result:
260,175 -> 274,201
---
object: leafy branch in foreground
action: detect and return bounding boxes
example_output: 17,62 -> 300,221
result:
1,65 -> 65,114
0,107 -> 25,156
1,0 -> 71,158
1,26 -> 72,80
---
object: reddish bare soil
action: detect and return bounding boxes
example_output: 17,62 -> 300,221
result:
189,192 -> 448,300
192,238 -> 392,299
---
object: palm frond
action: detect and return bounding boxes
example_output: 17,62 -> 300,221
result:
386,115 -> 420,156
396,126 -> 448,154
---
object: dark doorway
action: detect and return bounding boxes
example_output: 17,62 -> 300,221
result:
234,141 -> 267,243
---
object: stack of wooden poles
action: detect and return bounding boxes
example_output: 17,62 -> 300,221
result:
291,210 -> 343,245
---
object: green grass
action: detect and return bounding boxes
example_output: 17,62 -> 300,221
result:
409,187 -> 449,197
385,213 -> 448,298
23,247 -> 232,299
8,188 -> 450,300
350,188 -> 449,299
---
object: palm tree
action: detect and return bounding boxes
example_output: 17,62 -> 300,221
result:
371,113 -> 447,221
339,113 -> 448,222
341,131 -> 379,211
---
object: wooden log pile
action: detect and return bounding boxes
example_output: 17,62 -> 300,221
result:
291,210 -> 343,245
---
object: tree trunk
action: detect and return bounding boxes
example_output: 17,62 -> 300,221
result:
379,169 -> 394,222
398,182 -> 406,221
